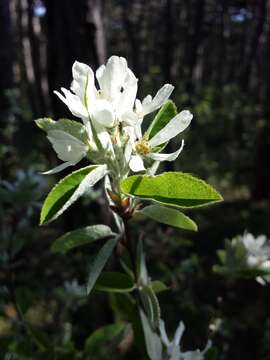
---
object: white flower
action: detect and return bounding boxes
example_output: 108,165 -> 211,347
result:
54,56 -> 138,129
238,232 -> 270,285
43,55 -> 193,176
96,56 -> 138,124
129,110 -> 193,172
159,320 -> 210,360
241,232 -> 270,261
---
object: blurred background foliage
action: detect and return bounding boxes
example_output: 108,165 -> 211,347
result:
1,0 -> 270,359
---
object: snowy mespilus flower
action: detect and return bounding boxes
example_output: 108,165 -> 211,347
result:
40,55 -> 192,176
128,109 -> 192,172
159,320 -> 211,360
239,232 -> 270,285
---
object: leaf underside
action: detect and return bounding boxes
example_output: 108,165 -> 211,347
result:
51,225 -> 116,254
40,165 -> 99,224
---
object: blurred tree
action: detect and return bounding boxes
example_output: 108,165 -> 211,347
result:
0,0 -> 14,122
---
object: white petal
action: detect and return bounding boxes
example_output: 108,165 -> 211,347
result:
173,322 -> 185,346
47,130 -> 88,162
121,110 -> 138,126
71,61 -> 96,106
148,140 -> 184,162
129,155 -> 145,172
92,99 -> 116,128
256,277 -> 267,286
116,68 -> 138,114
96,56 -> 128,101
149,110 -> 192,147
142,94 -> 152,106
159,320 -> 170,347
54,89 -> 88,118
182,350 -> 204,360
124,138 -> 133,163
122,125 -> 137,145
135,98 -> 143,113
41,159 -> 82,175
142,84 -> 174,115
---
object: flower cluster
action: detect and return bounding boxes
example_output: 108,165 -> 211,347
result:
42,56 -> 192,182
238,232 -> 270,285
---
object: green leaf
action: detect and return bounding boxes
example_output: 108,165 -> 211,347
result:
35,118 -> 88,143
40,165 -> 107,224
87,237 -> 119,295
85,323 -> 125,354
139,285 -> 161,326
15,287 -> 34,314
136,238 -> 148,285
146,100 -> 177,140
205,347 -> 218,360
150,281 -> 168,294
140,204 -> 198,231
27,325 -> 51,351
51,225 -> 116,254
95,272 -> 135,293
120,172 -> 223,209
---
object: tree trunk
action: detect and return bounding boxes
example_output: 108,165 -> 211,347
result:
240,0 -> 267,90
0,0 -> 14,121
87,0 -> 106,66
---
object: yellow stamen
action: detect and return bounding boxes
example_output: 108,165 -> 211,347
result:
135,140 -> 151,155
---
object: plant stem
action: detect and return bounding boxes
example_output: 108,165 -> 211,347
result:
123,217 -> 138,283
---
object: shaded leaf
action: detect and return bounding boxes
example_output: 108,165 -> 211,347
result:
51,225 -> 116,254
140,204 -> 198,231
150,281 -> 168,294
140,285 -> 161,326
85,323 -> 125,354
95,272 -> 135,293
87,237 -> 119,295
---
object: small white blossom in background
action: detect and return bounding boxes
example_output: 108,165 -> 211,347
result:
41,55 -> 192,179
238,232 -> 270,285
159,319 -> 211,360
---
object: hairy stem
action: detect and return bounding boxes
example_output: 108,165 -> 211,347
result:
123,217 -> 138,283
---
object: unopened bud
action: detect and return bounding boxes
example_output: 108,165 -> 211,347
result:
107,189 -> 121,205
121,197 -> 130,210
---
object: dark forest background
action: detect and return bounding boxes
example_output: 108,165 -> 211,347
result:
1,0 -> 270,359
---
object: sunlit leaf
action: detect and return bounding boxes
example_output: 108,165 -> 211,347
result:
121,172 -> 223,208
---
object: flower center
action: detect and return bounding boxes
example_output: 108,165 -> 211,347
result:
135,140 -> 151,156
